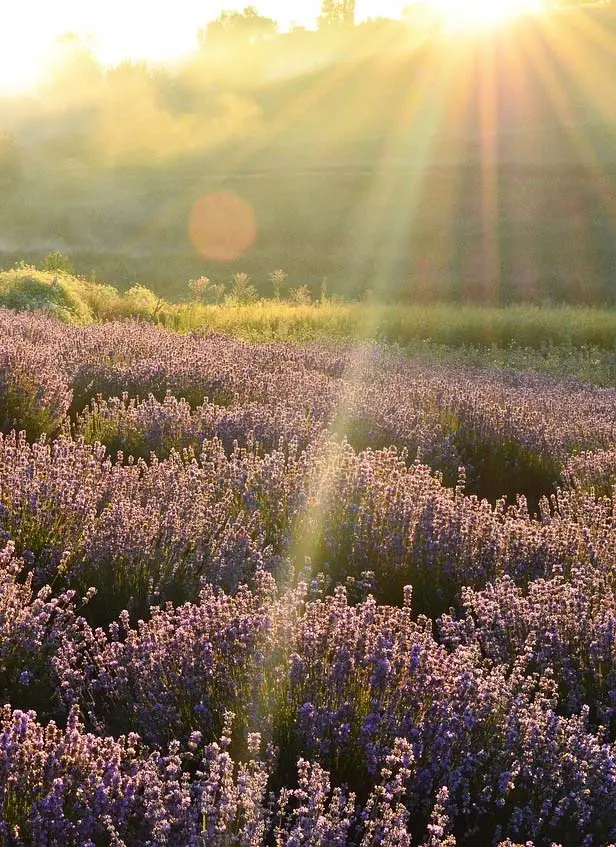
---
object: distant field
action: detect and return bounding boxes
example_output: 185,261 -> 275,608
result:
3,5 -> 616,301
7,163 -> 616,303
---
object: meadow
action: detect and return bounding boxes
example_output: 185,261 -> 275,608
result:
1,292 -> 616,845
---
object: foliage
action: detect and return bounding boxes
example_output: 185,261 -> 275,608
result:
41,251 -> 75,275
290,284 -> 312,305
319,0 -> 356,27
187,275 -> 210,302
187,276 -> 226,305
76,279 -> 122,320
200,5 -> 277,47
269,269 -> 288,300
0,266 -> 92,324
119,284 -> 164,318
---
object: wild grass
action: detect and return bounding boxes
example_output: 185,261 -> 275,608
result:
4,263 -> 616,385
163,299 -> 616,350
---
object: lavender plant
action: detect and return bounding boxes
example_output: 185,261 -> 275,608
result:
1,309 -> 616,844
0,339 -> 71,439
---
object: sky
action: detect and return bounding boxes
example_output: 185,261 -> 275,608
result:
0,0 -> 407,93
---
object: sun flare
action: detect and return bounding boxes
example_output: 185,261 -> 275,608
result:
427,0 -> 545,30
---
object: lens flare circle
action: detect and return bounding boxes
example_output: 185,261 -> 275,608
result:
188,191 -> 256,262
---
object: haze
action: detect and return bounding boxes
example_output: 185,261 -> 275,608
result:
0,0 -> 407,93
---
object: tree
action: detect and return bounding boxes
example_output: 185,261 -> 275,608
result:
42,251 -> 74,275
200,6 -> 277,47
318,0 -> 356,28
45,32 -> 103,102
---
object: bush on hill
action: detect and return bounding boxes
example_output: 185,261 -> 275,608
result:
0,266 -> 93,324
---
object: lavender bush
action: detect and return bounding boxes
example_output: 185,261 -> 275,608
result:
0,338 -> 72,439
0,309 -> 615,844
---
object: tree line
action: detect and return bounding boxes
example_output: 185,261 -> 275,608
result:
201,1 -> 357,47
201,0 -> 613,47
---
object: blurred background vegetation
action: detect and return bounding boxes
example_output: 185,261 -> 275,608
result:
2,1 -> 616,304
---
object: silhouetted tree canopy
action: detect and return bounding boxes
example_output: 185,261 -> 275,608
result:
200,6 -> 278,47
319,0 -> 356,28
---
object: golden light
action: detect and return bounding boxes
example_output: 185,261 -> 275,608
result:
427,0 -> 545,30
0,41 -> 46,95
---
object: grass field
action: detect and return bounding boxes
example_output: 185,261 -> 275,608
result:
163,299 -> 616,348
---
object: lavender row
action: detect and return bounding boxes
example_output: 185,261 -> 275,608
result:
0,701 -> 543,847
3,430 -> 614,617
3,309 -> 616,842
4,310 -> 616,501
3,556 -> 616,844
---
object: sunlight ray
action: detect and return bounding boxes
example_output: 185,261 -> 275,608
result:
556,4 -> 616,61
519,22 -> 616,235
477,37 -> 501,304
285,42 -> 468,585
194,22 -> 403,180
537,11 -> 616,142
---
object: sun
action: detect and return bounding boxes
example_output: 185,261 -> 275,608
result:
427,0 -> 545,30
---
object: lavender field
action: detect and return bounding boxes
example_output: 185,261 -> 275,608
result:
2,307 -> 616,846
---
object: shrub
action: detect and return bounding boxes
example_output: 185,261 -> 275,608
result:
77,279 -> 121,320
0,267 -> 92,324
0,340 -> 72,438
290,284 -> 312,305
121,284 -> 163,317
41,251 -> 74,275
